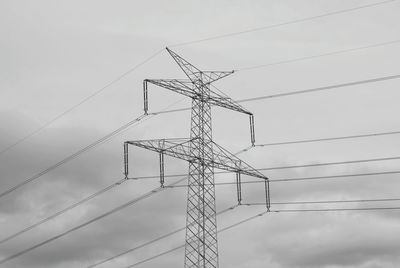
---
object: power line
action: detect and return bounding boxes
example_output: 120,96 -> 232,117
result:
0,134 -> 241,245
153,73 -> 400,115
126,244 -> 184,268
253,155 -> 400,171
237,74 -> 400,103
165,170 -> 400,188
5,154 -> 397,246
124,208 -> 269,268
127,155 -> 400,181
2,46 -> 399,260
90,197 -> 400,267
0,178 -> 185,266
253,130 -> 400,147
4,67 -> 398,200
124,205 -> 400,267
235,39 -> 400,71
169,0 -> 398,47
0,178 -> 126,244
7,155 -> 397,244
0,114 -> 148,200
87,205 -> 238,268
0,97 -> 185,201
6,36 -> 397,162
244,197 -> 400,206
270,170 -> 400,182
0,49 -> 164,157
3,45 -> 400,201
271,207 -> 400,213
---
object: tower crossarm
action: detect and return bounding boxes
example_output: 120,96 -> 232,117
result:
211,141 -> 267,179
126,138 -> 267,180
207,90 -> 252,115
126,138 -> 193,161
144,79 -> 251,115
145,79 -> 198,99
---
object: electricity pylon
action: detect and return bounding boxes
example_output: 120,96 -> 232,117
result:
124,48 -> 270,268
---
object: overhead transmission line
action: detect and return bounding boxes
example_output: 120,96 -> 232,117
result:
155,73 -> 400,115
246,197 -> 400,206
0,140 -> 244,245
3,41 -> 400,200
0,178 -> 126,244
3,154 -> 399,245
0,177 -> 186,266
0,49 -> 164,157
129,155 -> 400,181
124,208 -> 274,267
1,101 -> 398,208
1,175 -> 398,265
234,39 -> 400,71
2,39 -> 400,206
0,78 -> 400,198
270,170 -> 400,183
88,197 -> 400,267
3,2 -> 399,160
5,169 -> 398,264
239,155 -> 400,172
236,74 -> 400,103
251,130 -> 400,148
0,97 -> 185,200
165,170 -> 400,188
169,0 -> 398,47
124,204 -> 400,267
270,207 -> 400,212
0,114 -> 148,200
2,0 -> 399,198
87,205 -> 239,268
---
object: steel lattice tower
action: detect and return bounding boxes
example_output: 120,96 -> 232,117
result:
124,48 -> 270,268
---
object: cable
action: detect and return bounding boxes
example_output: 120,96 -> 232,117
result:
0,49 -> 164,157
151,73 -> 400,116
126,244 -> 184,268
169,0 -> 398,47
4,45 -> 400,200
0,96 -> 186,201
87,205 -> 238,268
0,114 -> 148,200
237,74 -> 400,103
243,197 -> 400,206
8,154 -> 394,244
0,132 -> 239,245
0,178 -> 127,244
124,208 -> 270,268
164,170 -> 400,188
254,130 -> 400,147
253,155 -> 400,172
5,71 -> 397,200
124,205 -> 400,267
270,170 -> 400,182
235,39 -> 400,71
0,177 -> 185,266
271,207 -> 400,213
126,155 -> 400,181
6,152 -> 396,246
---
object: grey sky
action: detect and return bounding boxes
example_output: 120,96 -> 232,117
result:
1,0 -> 400,267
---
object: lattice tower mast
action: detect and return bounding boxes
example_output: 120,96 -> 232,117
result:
124,48 -> 270,268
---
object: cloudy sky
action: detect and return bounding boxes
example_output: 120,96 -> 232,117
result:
1,0 -> 400,267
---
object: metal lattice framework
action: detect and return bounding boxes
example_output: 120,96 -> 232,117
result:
124,48 -> 270,268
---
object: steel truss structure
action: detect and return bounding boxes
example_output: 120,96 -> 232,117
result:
124,48 -> 270,268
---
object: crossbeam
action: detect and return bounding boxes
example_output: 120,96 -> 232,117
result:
125,138 -> 267,180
